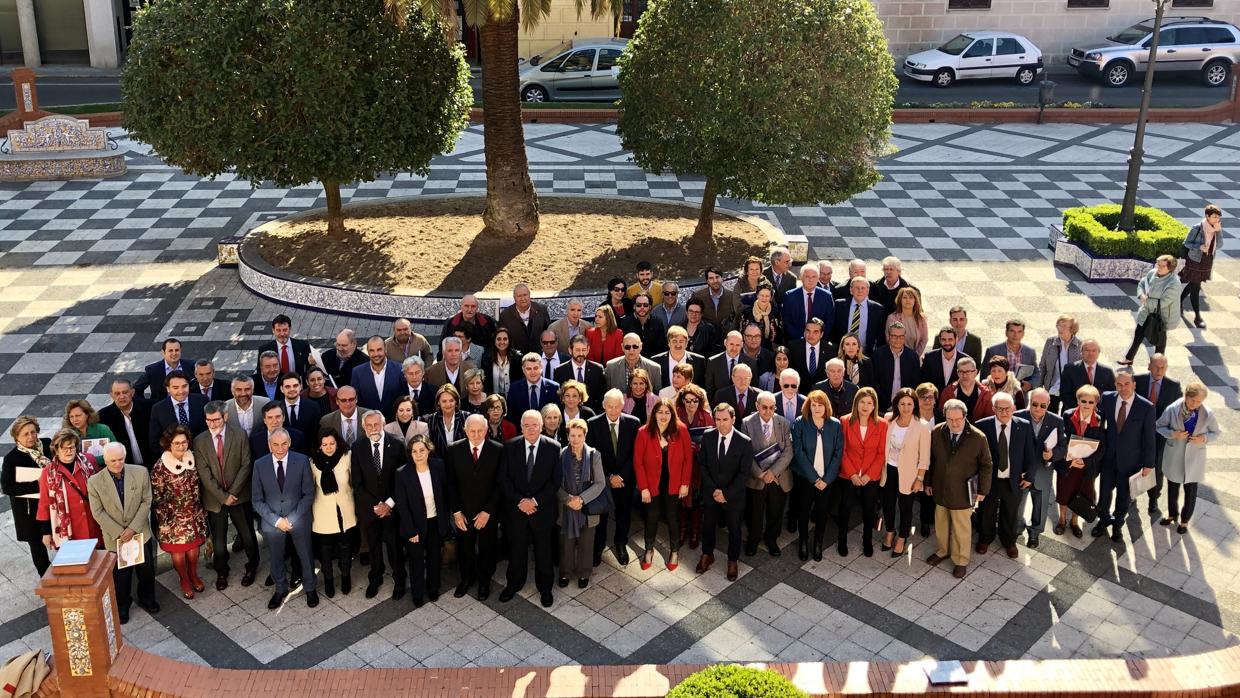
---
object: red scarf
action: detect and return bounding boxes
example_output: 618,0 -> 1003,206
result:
1069,408 -> 1099,436
46,453 -> 99,546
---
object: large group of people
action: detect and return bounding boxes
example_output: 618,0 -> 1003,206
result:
1,206 -> 1225,623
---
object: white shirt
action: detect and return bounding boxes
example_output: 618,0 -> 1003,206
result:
235,402 -> 254,435
121,407 -> 143,465
445,366 -> 460,385
887,422 -> 907,467
371,364 -> 386,396
941,352 -> 956,385
812,430 -> 825,478
418,468 -> 437,518
718,431 -> 731,455
1114,396 -> 1132,423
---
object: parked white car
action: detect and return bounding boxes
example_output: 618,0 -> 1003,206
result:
904,32 -> 1044,87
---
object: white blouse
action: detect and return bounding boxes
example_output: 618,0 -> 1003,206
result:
418,468 -> 436,519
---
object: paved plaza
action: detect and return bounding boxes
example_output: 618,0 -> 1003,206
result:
0,121 -> 1237,670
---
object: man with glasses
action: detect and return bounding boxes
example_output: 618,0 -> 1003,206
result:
873,322 -> 921,414
604,333 -> 663,394
742,392 -> 794,557
653,282 -> 687,330
739,324 -> 775,378
620,293 -> 667,358
319,385 -> 362,449
320,329 -> 366,388
974,393 -> 1038,559
925,400 -> 992,580
939,356 -> 993,424
1014,387 -> 1065,548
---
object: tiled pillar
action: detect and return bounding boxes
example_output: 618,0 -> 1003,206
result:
9,68 -> 39,117
34,550 -> 124,698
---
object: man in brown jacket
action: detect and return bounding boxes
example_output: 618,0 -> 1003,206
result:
925,399 -> 992,579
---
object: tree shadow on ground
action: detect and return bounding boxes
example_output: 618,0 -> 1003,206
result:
430,226 -> 535,295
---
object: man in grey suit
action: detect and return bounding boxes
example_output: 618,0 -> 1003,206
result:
604,333 -> 663,393
194,402 -> 258,590
225,375 -> 269,437
252,428 -> 318,609
741,393 -> 794,557
981,319 -> 1041,393
548,299 -> 594,354
1015,388 -> 1066,548
87,443 -> 159,624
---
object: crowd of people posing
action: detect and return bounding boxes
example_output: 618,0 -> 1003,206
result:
1,228 -> 1224,624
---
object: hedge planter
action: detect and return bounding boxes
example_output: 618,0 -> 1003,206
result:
1050,225 -> 1185,282
1052,204 -> 1188,282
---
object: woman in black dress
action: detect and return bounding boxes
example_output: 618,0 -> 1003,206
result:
1179,204 -> 1222,329
2,417 -> 53,576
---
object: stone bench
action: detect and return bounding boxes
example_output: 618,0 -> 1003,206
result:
0,115 -> 126,181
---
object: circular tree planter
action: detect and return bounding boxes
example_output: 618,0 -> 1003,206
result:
235,193 -> 800,321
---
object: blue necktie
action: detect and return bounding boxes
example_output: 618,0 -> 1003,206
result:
577,366 -> 584,383
808,346 -> 817,377
530,384 -> 538,408
176,402 -> 189,426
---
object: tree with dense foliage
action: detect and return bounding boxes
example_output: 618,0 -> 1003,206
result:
122,0 -> 472,235
617,0 -> 897,237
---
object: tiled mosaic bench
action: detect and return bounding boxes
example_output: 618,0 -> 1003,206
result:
0,115 -> 126,181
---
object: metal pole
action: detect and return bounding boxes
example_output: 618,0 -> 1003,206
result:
1118,0 -> 1168,232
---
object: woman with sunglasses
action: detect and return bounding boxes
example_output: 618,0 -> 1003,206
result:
1054,385 -> 1106,538
599,277 -> 632,324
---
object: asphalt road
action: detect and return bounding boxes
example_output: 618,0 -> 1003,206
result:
0,69 -> 1227,111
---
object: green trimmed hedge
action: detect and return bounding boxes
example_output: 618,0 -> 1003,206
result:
1061,204 -> 1187,261
668,666 -> 809,698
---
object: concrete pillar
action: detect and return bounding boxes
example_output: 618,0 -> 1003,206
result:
15,0 -> 41,68
82,0 -> 121,69
34,550 -> 123,698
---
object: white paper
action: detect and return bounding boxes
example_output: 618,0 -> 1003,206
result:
1066,435 -> 1099,460
308,345 -> 337,389
1015,365 -> 1035,382
14,465 -> 42,483
117,533 -> 144,569
1129,470 -> 1156,499
1043,429 -> 1058,452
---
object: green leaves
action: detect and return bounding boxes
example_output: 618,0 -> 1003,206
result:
1062,204 -> 1188,260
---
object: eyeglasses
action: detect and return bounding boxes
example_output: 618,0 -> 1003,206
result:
635,303 -> 650,308
541,339 -> 558,345
958,369 -> 976,375
1031,402 -> 1050,409
623,344 -> 640,350
665,291 -> 678,296
781,384 -> 798,389
683,397 -> 700,403
1078,399 -> 1096,405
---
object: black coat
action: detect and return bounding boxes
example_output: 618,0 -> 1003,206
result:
98,400 -> 155,466
685,322 -> 719,358
257,338 -> 313,376
921,349 -> 964,393
713,387 -> 761,421
872,346 -> 923,413
480,349 -> 523,395
424,411 -> 467,456
133,358 -> 196,402
620,315 -> 667,358
445,439 -> 503,519
831,298 -> 886,354
279,400 -> 323,440
787,340 -> 835,393
702,352 -> 756,400
554,360 -> 607,412
1134,374 -> 1182,469
395,459 -> 453,540
320,350 -> 368,388
586,413 -> 641,486
148,395 -> 208,455
2,441 -> 52,542
699,429 -> 753,510
649,352 -> 706,397
1059,362 -> 1117,411
500,435 -> 561,530
351,434 -> 407,526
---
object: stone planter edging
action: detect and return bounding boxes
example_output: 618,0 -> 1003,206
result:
1049,224 -> 1180,282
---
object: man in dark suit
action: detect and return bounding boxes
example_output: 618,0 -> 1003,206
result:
253,351 -> 282,401
703,331 -> 751,399
921,327 -> 967,393
320,329 -> 367,389
277,373 -> 322,438
147,372 -> 207,456
948,306 -> 983,366
739,324 -> 775,378
133,338 -> 195,402
1015,388 -> 1066,548
532,330 -> 569,380
499,410 -> 561,607
831,277 -> 885,353
1094,369 -> 1157,543
1059,339 -> 1115,411
981,319 -> 1041,393
351,336 -> 404,421
789,319 -> 834,394
1135,354 -> 1182,514
872,322 -> 922,414
975,394 -> 1038,558
498,283 -> 553,355
556,335 -> 607,413
587,390 -> 642,566
831,260 -> 866,301
507,354 -> 560,415
397,357 -> 438,418
194,402 -> 258,590
191,359 -> 232,403
763,248 -> 798,309
351,410 -> 408,600
257,313 -> 312,378
447,415 -> 503,600
98,378 -> 155,467
713,363 -> 760,421
249,402 -> 306,459
869,257 -> 917,318
651,327 -> 705,399
620,293 -> 667,358
252,428 -> 318,609
696,404 -> 754,581
782,265 -> 834,342
811,359 -> 859,420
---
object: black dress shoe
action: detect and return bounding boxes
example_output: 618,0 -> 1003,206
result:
863,543 -> 874,558
340,574 -> 351,595
216,575 -> 229,592
1090,523 -> 1106,538
268,591 -> 288,609
1026,535 -> 1040,549
798,540 -> 810,561
359,552 -> 371,566
428,590 -> 439,603
454,583 -> 470,598
540,593 -> 553,608
1070,523 -> 1083,538
306,591 -> 319,608
498,587 -> 516,603
391,586 -> 405,601
766,542 -> 781,557
118,608 -> 130,624
478,584 -> 491,601
837,542 -> 848,557
744,542 -> 758,557
1111,527 -> 1124,543
578,578 -> 588,589
812,541 -> 823,562
323,578 -> 335,598
412,597 -> 425,608
241,568 -> 257,587
558,577 -> 569,588
265,575 -> 275,587
592,554 -> 602,568
138,600 -> 160,614
615,546 -> 630,566
365,583 -> 380,599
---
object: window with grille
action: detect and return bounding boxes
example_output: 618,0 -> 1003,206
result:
1066,0 -> 1108,8
1171,0 -> 1212,7
947,0 -> 992,9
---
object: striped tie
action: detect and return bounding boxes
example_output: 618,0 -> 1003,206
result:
849,303 -> 861,334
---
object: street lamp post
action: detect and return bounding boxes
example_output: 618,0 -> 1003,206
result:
1117,0 -> 1170,232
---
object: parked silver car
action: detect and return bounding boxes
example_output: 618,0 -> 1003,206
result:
518,38 -> 628,103
1068,17 -> 1240,88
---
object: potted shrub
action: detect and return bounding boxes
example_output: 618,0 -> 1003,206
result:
1051,204 -> 1187,281
669,665 -> 809,698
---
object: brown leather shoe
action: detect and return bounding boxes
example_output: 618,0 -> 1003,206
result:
726,560 -> 738,581
695,554 -> 714,574
975,543 -> 989,555
925,553 -> 946,566
952,565 -> 967,579
215,575 -> 228,592
1006,546 -> 1019,559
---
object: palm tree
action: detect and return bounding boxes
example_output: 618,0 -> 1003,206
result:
386,0 -> 619,239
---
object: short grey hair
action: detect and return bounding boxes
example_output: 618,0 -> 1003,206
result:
770,247 -> 790,264
267,427 -> 290,443
942,399 -> 967,417
731,362 -> 753,378
402,356 -> 425,370
779,368 -> 800,385
956,356 -> 977,372
231,374 -> 254,386
362,410 -> 384,424
603,388 -> 625,406
258,350 -> 278,363
991,392 -> 1014,408
441,336 -> 463,352
203,400 -> 226,417
566,298 -> 584,310
464,413 -> 487,429
756,391 -> 776,406
102,441 -> 128,460
194,358 -> 214,369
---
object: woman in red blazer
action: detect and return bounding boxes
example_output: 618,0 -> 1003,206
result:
836,387 -> 888,559
587,305 -> 624,366
634,398 -> 693,571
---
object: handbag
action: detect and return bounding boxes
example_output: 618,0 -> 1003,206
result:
1143,299 -> 1165,346
584,483 -> 614,516
1068,493 -> 1098,523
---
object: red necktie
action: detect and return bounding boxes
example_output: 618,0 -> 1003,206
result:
1086,364 -> 1094,385
280,344 -> 291,374
1149,380 -> 1159,405
215,433 -> 228,489
472,446 -> 479,462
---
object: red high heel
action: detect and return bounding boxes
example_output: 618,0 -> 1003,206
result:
641,549 -> 654,571
667,552 -> 679,572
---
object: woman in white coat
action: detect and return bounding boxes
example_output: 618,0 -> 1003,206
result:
384,395 -> 429,445
311,427 -> 357,597
1156,382 -> 1220,534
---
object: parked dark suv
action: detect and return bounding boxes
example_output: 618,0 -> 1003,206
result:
1068,17 -> 1240,88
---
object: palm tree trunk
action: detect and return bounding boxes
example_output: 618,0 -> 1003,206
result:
480,8 -> 539,238
323,179 -> 345,235
694,177 -> 718,239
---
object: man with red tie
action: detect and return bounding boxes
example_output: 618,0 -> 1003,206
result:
257,314 -> 313,378
1058,339 -> 1116,412
445,415 -> 503,601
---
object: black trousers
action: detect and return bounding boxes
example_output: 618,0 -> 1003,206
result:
643,491 -> 680,550
314,530 -> 353,580
456,521 -> 498,587
405,522 -> 443,602
918,490 -> 935,529
209,503 -> 258,575
978,480 -> 1025,547
880,466 -> 917,539
1182,281 -> 1203,316
835,479 -> 879,546
507,514 -> 554,595
700,500 -> 743,561
27,540 -> 51,578
362,514 -> 406,587
746,483 -> 786,547
1149,436 -> 1168,505
1125,319 -> 1166,361
594,483 -> 635,557
113,537 -> 156,612
787,476 -> 806,530
1097,465 -> 1134,527
797,480 -> 833,543
1168,482 -> 1199,523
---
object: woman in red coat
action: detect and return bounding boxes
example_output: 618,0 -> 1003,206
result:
634,398 -> 692,571
587,306 -> 623,366
37,429 -> 102,550
836,387 -> 887,558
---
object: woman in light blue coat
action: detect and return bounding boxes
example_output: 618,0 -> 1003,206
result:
1156,382 -> 1220,534
1121,254 -> 1181,365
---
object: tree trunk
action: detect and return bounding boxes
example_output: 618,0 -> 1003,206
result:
693,177 -> 718,239
479,7 -> 539,238
323,179 -> 345,236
